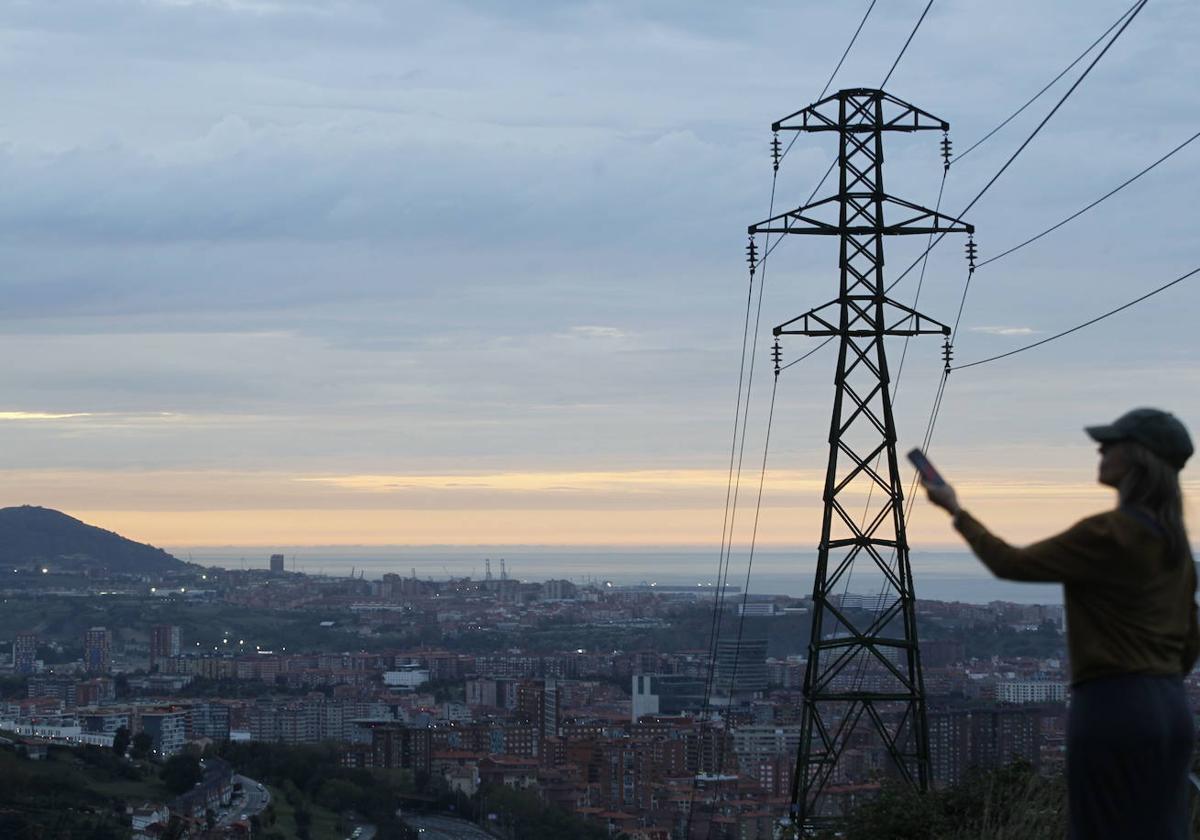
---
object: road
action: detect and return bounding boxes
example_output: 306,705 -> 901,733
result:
405,814 -> 496,839
217,774 -> 271,827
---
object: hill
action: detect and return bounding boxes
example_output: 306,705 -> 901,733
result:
0,505 -> 185,574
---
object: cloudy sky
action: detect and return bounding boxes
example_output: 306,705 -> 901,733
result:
0,0 -> 1196,549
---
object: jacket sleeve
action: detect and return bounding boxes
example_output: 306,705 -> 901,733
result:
953,510 -> 1116,584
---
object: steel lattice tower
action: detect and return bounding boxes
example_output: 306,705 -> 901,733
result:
748,89 -> 972,829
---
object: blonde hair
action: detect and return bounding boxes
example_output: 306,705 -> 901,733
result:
1119,441 -> 1191,564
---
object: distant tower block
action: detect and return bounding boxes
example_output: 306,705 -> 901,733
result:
150,624 -> 181,669
269,554 -> 285,573
83,626 -> 112,674
13,632 -> 37,675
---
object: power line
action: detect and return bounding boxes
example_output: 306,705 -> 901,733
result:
820,0 -> 879,100
978,127 -> 1200,269
778,335 -> 834,373
894,0 -> 1153,539
769,0 -> 942,260
953,264 -> 1200,371
881,0 -> 935,88
884,0 -> 1151,298
777,0 -> 881,169
953,0 -> 1141,165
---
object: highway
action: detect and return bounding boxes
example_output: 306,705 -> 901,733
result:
405,814 -> 496,839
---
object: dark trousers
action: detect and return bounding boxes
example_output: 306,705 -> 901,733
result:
1068,673 -> 1194,839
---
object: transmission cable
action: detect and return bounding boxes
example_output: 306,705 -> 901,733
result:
887,0 -> 1153,593
881,0 -> 935,88
953,264 -> 1200,371
766,0 -> 940,265
883,0 -> 1150,298
782,121 -> 1195,374
953,0 -> 1141,165
978,127 -> 1200,269
776,0 -> 881,169
820,0 -> 879,100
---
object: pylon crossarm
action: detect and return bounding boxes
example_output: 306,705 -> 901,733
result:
748,195 -> 841,236
773,305 -> 840,336
816,692 -> 921,702
879,195 -> 973,234
826,536 -> 892,550
815,634 -> 913,652
813,634 -> 913,696
883,308 -> 950,336
773,90 -> 948,135
777,298 -> 952,337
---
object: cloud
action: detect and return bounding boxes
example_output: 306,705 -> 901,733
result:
968,326 -> 1040,337
558,325 -> 628,340
0,411 -> 93,421
0,0 -> 1195,547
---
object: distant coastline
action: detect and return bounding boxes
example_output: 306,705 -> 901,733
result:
167,544 -> 1066,604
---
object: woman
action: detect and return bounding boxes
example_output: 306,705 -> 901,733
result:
921,407 -> 1198,839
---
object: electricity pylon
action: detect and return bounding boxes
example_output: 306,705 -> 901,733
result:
748,89 -> 972,829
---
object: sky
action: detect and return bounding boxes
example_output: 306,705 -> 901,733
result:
0,0 -> 1197,552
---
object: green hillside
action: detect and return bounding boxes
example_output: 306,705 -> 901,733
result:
0,506 -> 185,574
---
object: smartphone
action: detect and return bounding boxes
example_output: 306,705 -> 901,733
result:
906,448 -> 946,486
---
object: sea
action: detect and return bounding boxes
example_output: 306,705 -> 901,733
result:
167,546 -> 1064,605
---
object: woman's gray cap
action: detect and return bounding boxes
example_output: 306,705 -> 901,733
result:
1086,408 -> 1193,470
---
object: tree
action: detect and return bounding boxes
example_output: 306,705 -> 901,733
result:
112,726 -> 131,757
841,762 -> 1065,840
316,778 -> 364,813
161,754 -> 203,795
131,731 -> 153,759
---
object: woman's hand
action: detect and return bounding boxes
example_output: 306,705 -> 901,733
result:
922,479 -> 961,517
